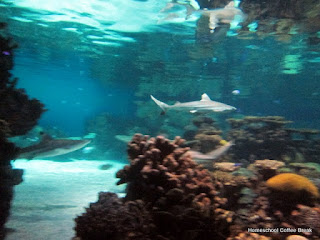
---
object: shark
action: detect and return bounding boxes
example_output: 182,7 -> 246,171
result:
187,140 -> 234,168
199,1 -> 246,32
16,134 -> 91,160
159,1 -> 246,32
150,93 -> 236,115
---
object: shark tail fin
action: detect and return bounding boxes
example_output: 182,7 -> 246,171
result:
150,95 -> 169,115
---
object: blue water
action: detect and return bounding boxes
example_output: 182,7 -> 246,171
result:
0,0 -> 319,136
1,1 -> 320,240
13,50 -> 134,135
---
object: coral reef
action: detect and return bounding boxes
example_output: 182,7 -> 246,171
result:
289,204 -> 320,236
212,170 -> 249,210
0,23 -> 45,237
195,0 -> 320,42
76,113 -> 320,240
75,192 -> 155,240
75,132 -> 320,240
249,160 -> 285,181
75,134 -> 234,240
183,116 -> 223,153
227,116 -> 292,162
117,134 -> 228,239
289,163 -> 320,179
227,116 -> 320,164
213,162 -> 241,172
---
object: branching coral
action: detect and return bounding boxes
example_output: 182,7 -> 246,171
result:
117,134 -> 227,239
76,134 -> 235,240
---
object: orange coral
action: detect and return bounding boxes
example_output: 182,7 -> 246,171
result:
266,173 -> 319,198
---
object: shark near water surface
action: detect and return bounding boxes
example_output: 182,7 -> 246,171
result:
160,1 -> 246,32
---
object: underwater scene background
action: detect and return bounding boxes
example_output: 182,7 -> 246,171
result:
0,0 -> 320,239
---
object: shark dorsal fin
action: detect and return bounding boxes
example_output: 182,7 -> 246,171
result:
225,1 -> 235,8
40,134 -> 53,143
201,93 -> 211,101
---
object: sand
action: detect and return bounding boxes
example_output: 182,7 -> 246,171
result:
5,159 -> 126,240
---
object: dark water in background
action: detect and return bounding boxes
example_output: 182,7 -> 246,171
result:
1,0 -> 320,136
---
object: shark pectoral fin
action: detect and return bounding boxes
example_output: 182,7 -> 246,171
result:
208,16 -> 219,31
190,110 -> 197,113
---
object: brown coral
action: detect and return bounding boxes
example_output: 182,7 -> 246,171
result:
286,235 -> 308,240
227,232 -> 272,240
117,134 -> 236,239
214,162 -> 241,172
289,204 -> 320,236
75,192 -> 155,240
183,115 -> 223,153
117,134 -> 217,208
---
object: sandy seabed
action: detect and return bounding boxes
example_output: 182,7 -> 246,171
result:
5,159 -> 126,240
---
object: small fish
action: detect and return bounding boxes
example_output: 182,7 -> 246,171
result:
17,134 -> 91,160
2,51 -> 10,56
233,163 -> 242,167
82,146 -> 95,154
151,93 -> 236,115
232,89 -> 240,95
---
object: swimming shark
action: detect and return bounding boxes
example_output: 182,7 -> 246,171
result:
16,134 -> 91,160
160,1 -> 246,32
188,141 -> 234,161
199,1 -> 246,32
150,93 -> 236,115
187,141 -> 234,168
